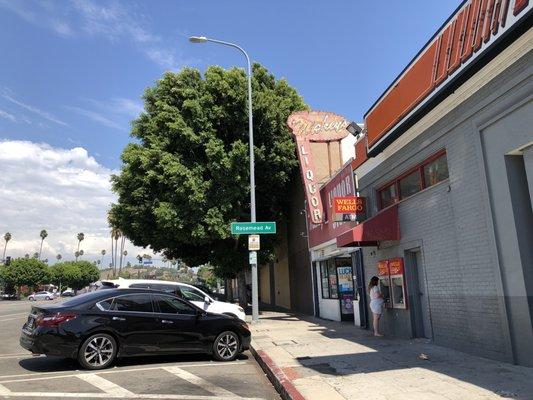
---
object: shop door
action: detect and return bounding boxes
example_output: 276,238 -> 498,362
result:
408,249 -> 432,339
336,259 -> 354,321
352,250 -> 368,328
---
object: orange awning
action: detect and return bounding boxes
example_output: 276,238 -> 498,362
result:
336,205 -> 400,247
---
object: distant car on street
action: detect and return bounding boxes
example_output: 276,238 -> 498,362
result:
100,278 -> 245,321
20,288 -> 251,370
1,291 -> 20,300
61,289 -> 75,297
28,291 -> 55,301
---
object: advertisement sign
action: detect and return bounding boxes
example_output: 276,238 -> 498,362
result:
333,196 -> 366,222
389,258 -> 404,275
377,260 -> 390,276
287,111 -> 350,224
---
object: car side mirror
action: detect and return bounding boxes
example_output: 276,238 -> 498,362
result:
204,296 -> 212,304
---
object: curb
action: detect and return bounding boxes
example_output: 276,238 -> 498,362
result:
250,344 -> 306,400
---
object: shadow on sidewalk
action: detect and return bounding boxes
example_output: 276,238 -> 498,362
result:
256,311 -> 533,399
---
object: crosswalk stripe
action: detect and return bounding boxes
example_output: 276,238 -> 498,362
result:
77,373 -> 134,396
163,366 -> 236,397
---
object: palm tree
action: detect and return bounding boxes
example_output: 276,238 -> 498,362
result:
112,228 -> 121,276
76,232 -> 84,261
56,254 -> 62,261
2,232 -> 11,263
38,229 -> 48,260
100,249 -> 106,267
32,252 -> 39,259
79,250 -> 84,258
118,235 -> 126,274
74,250 -> 80,259
24,253 -> 29,259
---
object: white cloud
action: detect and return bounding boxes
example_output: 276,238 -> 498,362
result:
0,109 -> 16,122
2,92 -> 69,127
84,97 -> 143,118
0,140 -> 151,264
0,0 -> 187,70
64,105 -> 127,132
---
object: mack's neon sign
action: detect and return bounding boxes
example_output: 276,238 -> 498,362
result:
287,111 -> 350,224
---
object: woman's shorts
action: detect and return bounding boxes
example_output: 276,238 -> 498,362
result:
370,302 -> 383,314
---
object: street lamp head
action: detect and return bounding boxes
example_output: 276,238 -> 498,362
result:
189,36 -> 208,43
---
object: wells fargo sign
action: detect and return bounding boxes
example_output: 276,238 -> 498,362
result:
287,111 -> 350,224
333,196 -> 366,222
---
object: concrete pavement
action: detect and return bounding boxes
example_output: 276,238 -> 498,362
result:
250,311 -> 533,400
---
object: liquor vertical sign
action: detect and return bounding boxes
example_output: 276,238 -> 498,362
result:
287,111 -> 350,224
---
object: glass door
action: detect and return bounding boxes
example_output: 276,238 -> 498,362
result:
336,258 -> 354,321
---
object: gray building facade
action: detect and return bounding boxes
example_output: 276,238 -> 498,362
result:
355,28 -> 533,366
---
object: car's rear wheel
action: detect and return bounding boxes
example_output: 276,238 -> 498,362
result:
29,297 -> 35,301
45,296 -> 51,300
213,331 -> 240,361
78,333 -> 117,370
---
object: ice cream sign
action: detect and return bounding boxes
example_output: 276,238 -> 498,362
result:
287,111 -> 350,224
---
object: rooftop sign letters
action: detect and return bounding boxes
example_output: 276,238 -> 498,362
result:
364,0 -> 532,155
287,111 -> 350,224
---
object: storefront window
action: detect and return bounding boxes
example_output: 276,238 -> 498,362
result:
320,262 -> 330,299
328,261 -> 338,299
423,153 -> 449,187
399,170 -> 421,199
379,184 -> 397,208
378,150 -> 449,210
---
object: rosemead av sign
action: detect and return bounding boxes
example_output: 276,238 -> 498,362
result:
287,111 -> 350,224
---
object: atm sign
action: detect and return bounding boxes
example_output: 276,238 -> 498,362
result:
333,197 -> 365,214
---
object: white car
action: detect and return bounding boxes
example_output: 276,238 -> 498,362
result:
99,278 -> 245,321
28,291 -> 55,301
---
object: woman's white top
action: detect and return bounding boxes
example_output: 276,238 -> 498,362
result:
370,286 -> 384,306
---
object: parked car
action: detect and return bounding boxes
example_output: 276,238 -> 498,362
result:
61,289 -> 75,297
1,291 -> 20,300
28,291 -> 55,301
100,278 -> 245,321
20,288 -> 251,370
192,283 -> 226,302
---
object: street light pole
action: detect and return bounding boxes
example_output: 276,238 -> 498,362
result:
189,36 -> 259,323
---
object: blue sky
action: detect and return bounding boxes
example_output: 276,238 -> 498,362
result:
0,0 -> 461,262
0,0 -> 461,170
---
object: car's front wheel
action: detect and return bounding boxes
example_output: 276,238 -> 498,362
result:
45,296 -> 51,300
78,333 -> 117,370
29,297 -> 35,301
213,331 -> 240,361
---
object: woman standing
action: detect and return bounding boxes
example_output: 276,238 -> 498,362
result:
369,276 -> 384,337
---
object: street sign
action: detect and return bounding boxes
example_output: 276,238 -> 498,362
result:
249,251 -> 257,265
231,222 -> 276,234
248,235 -> 260,251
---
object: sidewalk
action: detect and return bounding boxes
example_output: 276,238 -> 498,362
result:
249,311 -> 533,400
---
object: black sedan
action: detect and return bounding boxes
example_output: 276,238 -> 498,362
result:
20,288 -> 250,370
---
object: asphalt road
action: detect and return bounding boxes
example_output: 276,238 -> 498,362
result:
0,299 -> 279,400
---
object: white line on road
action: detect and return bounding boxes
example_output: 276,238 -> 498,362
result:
0,354 -> 44,360
0,316 -> 26,322
0,312 -> 29,318
0,383 -> 10,396
163,366 -> 236,397
0,390 -> 263,399
77,373 -> 134,396
0,361 -> 249,383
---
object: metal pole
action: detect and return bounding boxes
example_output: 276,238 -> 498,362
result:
203,38 -> 259,323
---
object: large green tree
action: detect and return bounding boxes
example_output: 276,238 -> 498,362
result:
50,261 -> 100,291
110,64 -> 307,290
0,258 -> 50,289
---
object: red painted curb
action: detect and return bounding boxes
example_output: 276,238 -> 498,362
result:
250,345 -> 306,400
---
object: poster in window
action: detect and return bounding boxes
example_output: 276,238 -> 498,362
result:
340,293 -> 354,315
328,262 -> 338,299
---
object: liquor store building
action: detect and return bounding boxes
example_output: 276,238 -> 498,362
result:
339,0 -> 533,366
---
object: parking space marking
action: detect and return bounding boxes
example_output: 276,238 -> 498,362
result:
0,354 -> 44,360
163,366 -> 236,397
0,391 -> 264,399
0,361 -> 248,383
0,383 -> 10,396
77,373 -> 134,396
